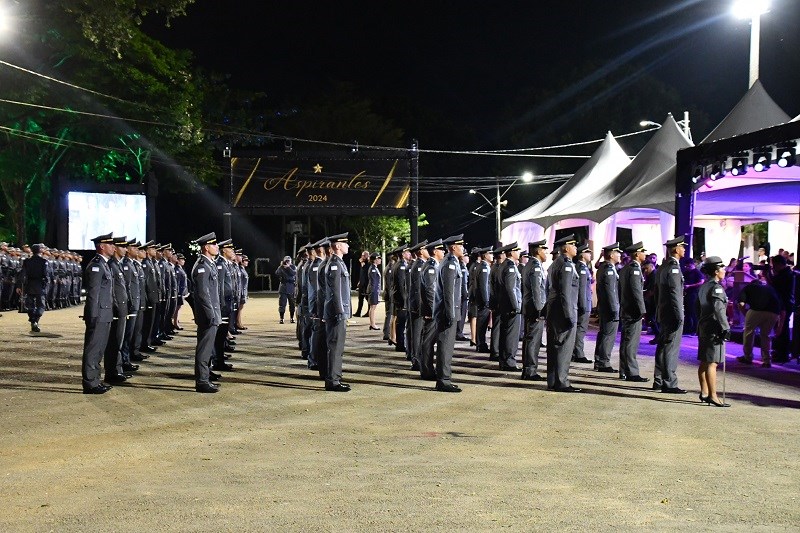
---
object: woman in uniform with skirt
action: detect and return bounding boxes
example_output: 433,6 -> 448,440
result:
696,256 -> 731,407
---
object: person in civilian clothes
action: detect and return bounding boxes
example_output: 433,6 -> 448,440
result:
496,242 -> 522,371
467,247 -> 482,347
354,250 -> 370,317
546,234 -> 581,393
367,253 -> 382,330
434,235 -> 465,393
275,255 -> 297,324
618,242 -> 649,382
191,233 -> 222,393
324,233 -> 351,392
81,233 -> 116,394
696,256 -> 731,407
16,243 -> 51,332
172,253 -> 188,331
653,236 -> 688,394
572,243 -> 594,364
594,242 -> 622,373
472,247 -> 493,354
521,239 -> 548,381
766,254 -> 795,363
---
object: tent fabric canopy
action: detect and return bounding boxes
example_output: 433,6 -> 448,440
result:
701,80 -> 791,143
502,131 -> 631,229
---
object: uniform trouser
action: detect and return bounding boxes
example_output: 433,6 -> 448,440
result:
405,311 -> 413,358
141,305 -> 156,348
313,319 -> 328,379
773,311 -> 792,358
213,317 -> 231,366
195,324 -> 216,385
383,300 -> 393,338
355,290 -> 367,316
394,309 -> 408,351
82,319 -> 112,389
457,300 -> 469,337
742,309 -> 779,362
228,305 -> 239,334
302,314 -> 315,364
152,301 -> 166,341
522,316 -> 545,376
103,316 -> 126,377
475,307 -> 490,349
296,309 -> 304,344
436,315 -> 458,384
572,311 -> 590,359
499,312 -> 521,367
490,310 -> 502,357
419,318 -> 437,378
594,315 -> 619,368
654,319 -> 682,388
121,314 -> 138,365
131,309 -> 145,358
278,293 -> 296,318
25,294 -> 45,323
325,318 -> 346,385
164,298 -> 177,332
619,316 -> 643,378
409,313 -> 423,364
546,319 -> 576,390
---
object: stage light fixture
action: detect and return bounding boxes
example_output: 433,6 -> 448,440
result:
753,147 -> 772,172
776,142 -> 797,168
690,163 -> 705,184
351,140 -> 359,153
730,153 -> 748,176
284,139 -> 292,153
710,162 -> 727,181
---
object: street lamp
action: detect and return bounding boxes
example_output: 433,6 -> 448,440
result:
732,0 -> 770,88
470,172 -> 534,243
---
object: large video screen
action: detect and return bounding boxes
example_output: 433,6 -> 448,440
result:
68,192 -> 147,249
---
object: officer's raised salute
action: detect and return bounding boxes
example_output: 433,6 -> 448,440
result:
324,233 -> 352,392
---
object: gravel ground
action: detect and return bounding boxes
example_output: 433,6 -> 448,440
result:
1,294 -> 798,532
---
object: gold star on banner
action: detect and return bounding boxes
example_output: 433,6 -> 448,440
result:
313,164 -> 323,174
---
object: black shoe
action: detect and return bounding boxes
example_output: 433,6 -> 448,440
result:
227,340 -> 237,346
212,363 -> 233,371
411,360 -> 420,371
104,374 -> 131,384
388,340 -> 396,346
151,339 -> 165,346
209,371 -> 222,381
394,345 -> 406,353
595,366 -> 617,373
196,383 -> 219,393
554,386 -> 582,393
435,381 -> 462,393
122,363 -> 139,372
521,373 -> 546,381
708,397 -> 731,407
572,357 -> 592,364
369,326 -> 380,330
290,318 -> 295,323
469,341 -> 475,347
308,364 -> 319,370
141,346 -> 157,353
625,375 -> 649,383
279,319 -> 284,324
661,387 -> 687,394
225,346 -> 236,353
652,383 -> 662,390
83,384 -> 111,394
31,322 -> 41,333
488,355 -> 499,361
325,383 -> 351,392
499,364 -> 519,371
699,393 -> 708,403
131,353 -> 150,361
648,338 -> 658,345
456,336 -> 469,342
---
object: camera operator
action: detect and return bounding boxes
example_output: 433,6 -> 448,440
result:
275,256 -> 297,324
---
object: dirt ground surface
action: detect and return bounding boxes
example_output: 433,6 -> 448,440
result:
1,293 -> 799,532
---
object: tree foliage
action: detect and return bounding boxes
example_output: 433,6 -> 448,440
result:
343,214 -> 428,254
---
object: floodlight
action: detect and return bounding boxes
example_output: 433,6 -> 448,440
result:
776,142 -> 797,168
752,147 -> 772,172
732,0 -> 770,20
730,153 -> 748,176
469,189 -> 477,194
521,172 -> 534,183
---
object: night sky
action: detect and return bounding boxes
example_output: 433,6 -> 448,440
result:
146,0 -> 800,244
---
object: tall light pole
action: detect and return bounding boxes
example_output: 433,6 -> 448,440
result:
732,0 -> 771,88
470,172 -> 534,243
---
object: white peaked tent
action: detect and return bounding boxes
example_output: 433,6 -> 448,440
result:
501,132 -> 632,255
700,80 -> 791,143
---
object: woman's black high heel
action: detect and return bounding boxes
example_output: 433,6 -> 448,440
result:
699,393 -> 709,403
708,397 -> 731,407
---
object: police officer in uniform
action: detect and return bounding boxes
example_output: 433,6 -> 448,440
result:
191,232 -> 222,393
16,243 -> 50,332
213,239 -> 236,371
103,236 -> 132,384
315,238 -> 333,379
619,242 -> 649,382
434,235 -> 465,392
382,248 -> 397,343
419,239 -> 444,380
140,241 -> 160,353
407,240 -> 428,370
488,247 -> 506,361
496,242 -> 522,371
121,240 -> 143,369
391,244 -> 411,353
305,239 -> 326,372
81,233 -> 116,394
653,236 -> 688,394
594,242 -> 621,373
521,239 -> 548,381
546,234 -> 581,392
472,247 -> 493,353
324,233 -> 351,392
571,243 -> 594,364
697,256 -> 731,407
296,244 -> 311,360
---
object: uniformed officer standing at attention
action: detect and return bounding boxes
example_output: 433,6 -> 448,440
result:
391,244 -> 411,353
191,232 -> 222,393
324,233 -> 351,392
571,243 -> 594,364
696,256 -> 731,407
434,234 -> 465,392
81,233 -> 116,394
407,241 -> 428,370
16,243 -> 51,332
496,242 -> 523,371
654,236 -> 688,394
213,239 -> 236,371
594,242 -> 622,373
546,234 -> 581,392
521,239 -> 548,381
315,238 -> 333,379
296,244 -> 312,361
305,239 -> 326,372
472,247 -> 493,354
140,241 -> 160,353
618,242 -> 650,382
419,239 -> 444,380
488,247 -> 506,361
103,236 -> 132,385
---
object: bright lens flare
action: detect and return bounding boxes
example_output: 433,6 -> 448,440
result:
732,0 -> 770,19
0,5 -> 9,35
